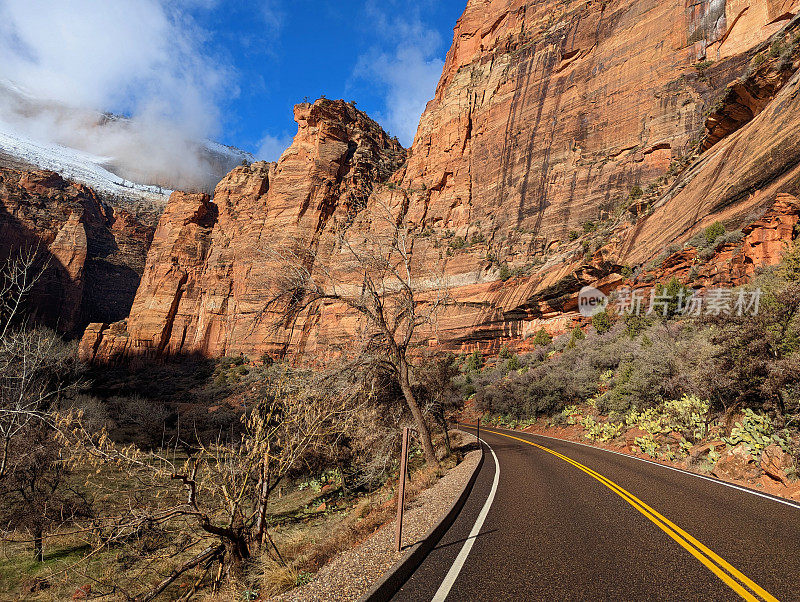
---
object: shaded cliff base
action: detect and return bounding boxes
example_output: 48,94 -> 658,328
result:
0,167 -> 153,336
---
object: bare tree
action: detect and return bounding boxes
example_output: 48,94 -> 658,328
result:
0,247 -> 60,479
415,350 -> 463,456
0,245 -> 44,340
266,201 -> 450,467
0,247 -> 88,561
56,367 -> 361,598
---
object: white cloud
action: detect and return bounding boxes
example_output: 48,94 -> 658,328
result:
352,3 -> 445,147
256,132 -> 293,162
0,0 -> 241,191
261,0 -> 284,31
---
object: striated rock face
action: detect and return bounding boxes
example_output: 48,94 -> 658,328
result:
401,0 -> 762,242
81,100 -> 406,361
0,168 -> 153,334
378,0 -> 800,348
81,1 -> 800,361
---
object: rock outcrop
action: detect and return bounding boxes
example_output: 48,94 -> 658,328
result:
80,0 -> 800,361
81,100 -> 405,361
0,167 -> 153,334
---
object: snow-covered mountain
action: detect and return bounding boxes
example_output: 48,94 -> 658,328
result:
0,80 -> 255,208
0,125 -> 173,205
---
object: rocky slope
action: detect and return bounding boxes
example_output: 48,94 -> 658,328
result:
0,167 -> 153,334
81,0 -> 800,362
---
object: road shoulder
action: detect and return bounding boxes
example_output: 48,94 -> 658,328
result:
274,432 -> 483,602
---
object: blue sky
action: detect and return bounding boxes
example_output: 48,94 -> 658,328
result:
0,0 -> 465,174
189,0 -> 466,158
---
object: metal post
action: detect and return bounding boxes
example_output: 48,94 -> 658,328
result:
395,427 -> 410,553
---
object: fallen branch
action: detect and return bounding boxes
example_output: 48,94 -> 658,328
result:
136,544 -> 224,602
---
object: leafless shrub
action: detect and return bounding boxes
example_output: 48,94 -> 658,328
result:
54,366 -> 364,598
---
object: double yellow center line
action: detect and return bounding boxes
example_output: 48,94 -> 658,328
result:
478,427 -> 778,602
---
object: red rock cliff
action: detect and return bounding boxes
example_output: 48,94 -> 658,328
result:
80,100 -> 405,361
81,1 -> 800,361
0,168 -> 153,334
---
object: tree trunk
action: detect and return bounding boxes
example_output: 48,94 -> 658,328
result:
436,411 -> 451,456
33,525 -> 43,563
398,357 -> 438,467
222,535 -> 250,581
252,458 -> 271,555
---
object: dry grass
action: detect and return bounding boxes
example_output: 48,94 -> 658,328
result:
285,450 -> 458,577
2,433 -> 467,601
259,558 -> 303,597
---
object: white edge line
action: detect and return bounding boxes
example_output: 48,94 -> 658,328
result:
431,438 -> 500,602
487,426 -> 800,511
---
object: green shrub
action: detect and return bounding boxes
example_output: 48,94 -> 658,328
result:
582,221 -> 597,233
594,421 -> 623,442
751,53 -> 767,70
634,433 -> 660,457
769,38 -> 785,58
568,230 -> 581,241
629,186 -> 644,199
499,345 -> 511,359
465,349 -> 484,372
662,394 -> 710,442
532,328 -> 552,347
623,313 -> 652,338
704,221 -> 725,245
566,326 -> 585,349
624,395 -> 710,445
506,355 -> 521,371
592,310 -> 613,334
723,409 -> 790,458
562,405 -> 582,424
652,277 -> 692,318
499,263 -> 511,281
780,241 -> 800,281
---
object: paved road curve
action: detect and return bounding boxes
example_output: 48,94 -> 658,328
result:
392,426 -> 800,601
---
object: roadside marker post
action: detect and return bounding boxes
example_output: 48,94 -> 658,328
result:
395,427 -> 410,553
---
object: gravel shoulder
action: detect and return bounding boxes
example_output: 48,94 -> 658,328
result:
274,432 -> 481,601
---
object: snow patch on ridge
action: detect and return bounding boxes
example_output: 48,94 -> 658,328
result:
0,123 -> 172,206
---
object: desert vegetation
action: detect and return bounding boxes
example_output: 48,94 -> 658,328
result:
0,244 -> 464,600
469,247 -> 800,480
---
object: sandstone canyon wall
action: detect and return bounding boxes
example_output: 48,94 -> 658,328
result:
80,101 -> 406,361
0,168 -> 153,334
81,0 -> 800,361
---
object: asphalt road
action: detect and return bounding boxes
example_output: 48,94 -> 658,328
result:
392,426 -> 800,601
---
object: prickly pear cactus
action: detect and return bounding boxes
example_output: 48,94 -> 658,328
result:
723,409 -> 790,458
